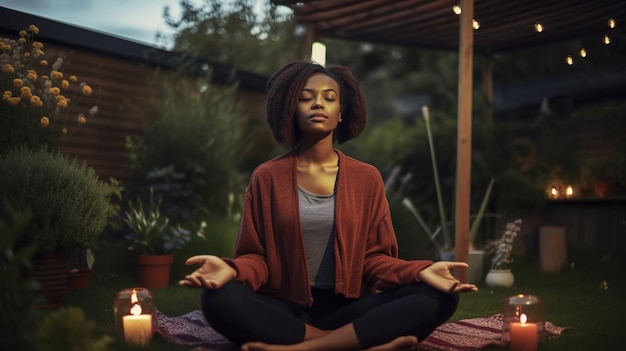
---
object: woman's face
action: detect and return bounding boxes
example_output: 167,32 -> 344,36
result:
296,73 -> 342,138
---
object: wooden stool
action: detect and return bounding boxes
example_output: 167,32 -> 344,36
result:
539,226 -> 567,272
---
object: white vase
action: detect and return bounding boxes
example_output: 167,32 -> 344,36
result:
485,269 -> 515,288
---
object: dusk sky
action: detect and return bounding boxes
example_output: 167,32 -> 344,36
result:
1,0 -> 271,48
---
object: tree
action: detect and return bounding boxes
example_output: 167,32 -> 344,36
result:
162,0 -> 302,75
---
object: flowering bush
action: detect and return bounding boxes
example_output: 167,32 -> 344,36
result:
0,24 -> 97,152
490,218 -> 522,270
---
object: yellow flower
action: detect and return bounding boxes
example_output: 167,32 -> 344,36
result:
48,86 -> 61,95
13,79 -> 23,88
29,24 -> 40,34
17,37 -> 26,45
69,75 -> 78,83
61,128 -> 67,135
33,41 -> 44,49
30,95 -> 43,108
56,97 -> 68,108
40,116 -> 50,127
40,59 -> 48,66
8,97 -> 21,107
26,70 -> 37,82
3,64 -> 15,74
77,113 -> 86,124
82,84 -> 93,96
20,86 -> 33,100
61,79 -> 70,90
51,70 -> 63,80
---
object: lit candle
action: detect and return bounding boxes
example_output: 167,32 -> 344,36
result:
550,187 -> 559,199
510,314 -> 537,351
565,185 -> 573,199
123,293 -> 152,346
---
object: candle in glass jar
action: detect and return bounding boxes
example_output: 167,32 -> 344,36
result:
123,303 -> 152,346
510,314 -> 537,351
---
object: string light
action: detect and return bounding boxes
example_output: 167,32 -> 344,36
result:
452,5 -> 461,15
579,48 -> 587,57
608,18 -> 616,29
566,55 -> 574,65
603,34 -> 611,44
472,19 -> 480,30
534,22 -> 544,32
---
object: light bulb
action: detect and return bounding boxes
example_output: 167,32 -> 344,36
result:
472,19 -> 480,30
603,34 -> 611,45
452,5 -> 461,15
608,18 -> 616,29
580,48 -> 587,57
566,55 -> 573,65
534,22 -> 544,33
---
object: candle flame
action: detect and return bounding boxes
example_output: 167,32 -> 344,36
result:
130,303 -> 143,316
520,313 -> 528,324
131,289 -> 138,304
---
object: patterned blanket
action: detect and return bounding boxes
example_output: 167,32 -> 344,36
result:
155,310 -> 569,351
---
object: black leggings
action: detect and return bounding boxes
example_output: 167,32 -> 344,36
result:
200,282 -> 459,348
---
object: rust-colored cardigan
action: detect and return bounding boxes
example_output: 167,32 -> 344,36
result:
224,149 -> 433,306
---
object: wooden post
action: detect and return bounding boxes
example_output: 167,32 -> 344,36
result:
454,0 -> 475,283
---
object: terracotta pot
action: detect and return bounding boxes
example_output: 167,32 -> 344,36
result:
485,268 -> 515,288
21,253 -> 69,308
68,269 -> 94,289
133,254 -> 174,289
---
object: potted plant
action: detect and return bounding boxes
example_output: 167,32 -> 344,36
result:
485,218 -> 522,288
0,147 -> 111,306
123,188 -> 205,289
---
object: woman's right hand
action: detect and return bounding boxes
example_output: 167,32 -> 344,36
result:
178,255 -> 237,290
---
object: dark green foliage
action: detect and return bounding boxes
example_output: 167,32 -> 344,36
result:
124,188 -> 204,255
0,147 -> 110,253
37,307 -> 113,351
127,70 -> 246,232
0,207 -> 39,351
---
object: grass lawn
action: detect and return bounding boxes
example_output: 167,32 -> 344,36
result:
59,241 -> 624,351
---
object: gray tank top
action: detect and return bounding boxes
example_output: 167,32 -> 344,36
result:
297,185 -> 336,289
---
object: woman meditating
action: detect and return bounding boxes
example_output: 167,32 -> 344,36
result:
180,61 -> 478,351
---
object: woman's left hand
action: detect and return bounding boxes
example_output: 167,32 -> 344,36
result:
418,261 -> 478,294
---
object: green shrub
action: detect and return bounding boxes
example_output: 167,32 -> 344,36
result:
127,70 -> 247,227
0,207 -> 39,351
37,307 -> 113,351
0,147 -> 110,253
